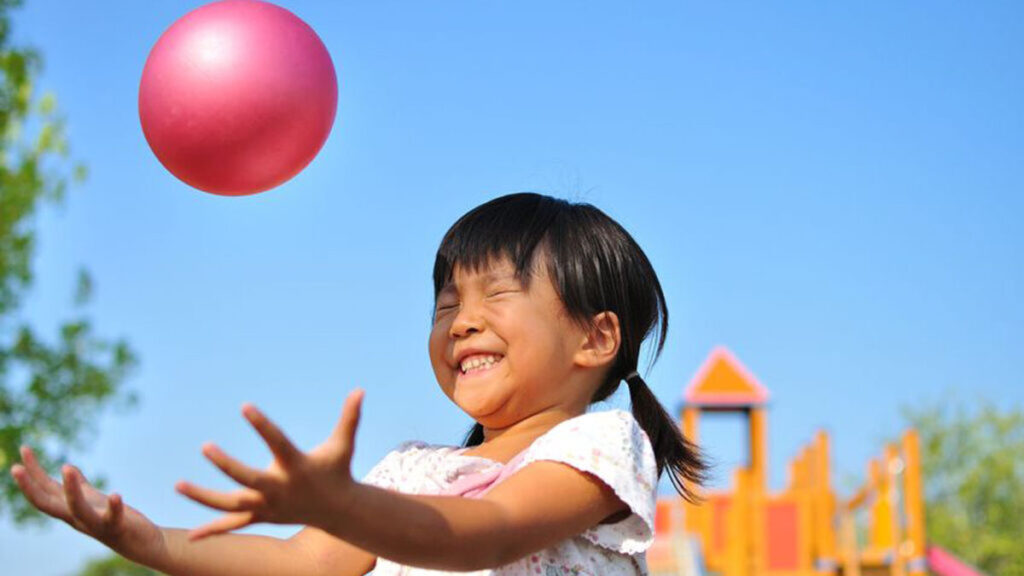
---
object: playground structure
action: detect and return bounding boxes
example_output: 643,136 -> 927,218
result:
647,348 -> 984,576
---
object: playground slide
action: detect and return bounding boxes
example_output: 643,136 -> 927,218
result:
927,545 -> 987,576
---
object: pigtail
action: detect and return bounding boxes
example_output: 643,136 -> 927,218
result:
463,422 -> 485,447
626,372 -> 706,503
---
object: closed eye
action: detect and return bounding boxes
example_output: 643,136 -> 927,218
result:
433,297 -> 461,318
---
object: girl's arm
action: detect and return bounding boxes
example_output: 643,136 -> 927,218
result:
320,460 -> 627,571
178,392 -> 634,572
10,447 -> 375,576
157,527 -> 376,576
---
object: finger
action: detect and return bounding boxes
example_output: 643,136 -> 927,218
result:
11,464 -> 69,520
330,389 -> 364,464
188,511 -> 255,541
20,446 -> 63,499
62,463 -> 111,508
63,466 -> 103,531
103,492 -> 124,529
241,404 -> 301,467
202,443 -> 262,488
176,481 -> 264,513
10,465 -> 49,507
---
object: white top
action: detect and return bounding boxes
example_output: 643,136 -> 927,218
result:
363,410 -> 658,575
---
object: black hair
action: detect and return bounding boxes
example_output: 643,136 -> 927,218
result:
432,192 -> 706,501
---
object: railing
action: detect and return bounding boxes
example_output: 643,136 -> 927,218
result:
838,430 -> 926,576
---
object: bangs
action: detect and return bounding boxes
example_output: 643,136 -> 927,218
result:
432,193 -> 565,296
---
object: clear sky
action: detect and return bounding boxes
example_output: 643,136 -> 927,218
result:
3,1 -> 1022,574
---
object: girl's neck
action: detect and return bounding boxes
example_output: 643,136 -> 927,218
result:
466,408 -> 584,463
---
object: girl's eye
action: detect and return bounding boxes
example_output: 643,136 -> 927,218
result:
487,289 -> 519,298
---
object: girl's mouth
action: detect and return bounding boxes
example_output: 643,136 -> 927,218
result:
459,353 -> 504,375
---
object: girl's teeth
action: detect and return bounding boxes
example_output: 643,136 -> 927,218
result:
460,354 -> 501,373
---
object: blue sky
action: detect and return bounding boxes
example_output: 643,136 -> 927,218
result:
3,1 -> 1022,574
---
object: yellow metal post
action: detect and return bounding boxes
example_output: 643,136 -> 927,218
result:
869,458 -> 893,551
902,431 -> 926,576
749,407 -> 767,576
813,431 -> 837,573
885,444 -> 906,576
905,428 -> 929,573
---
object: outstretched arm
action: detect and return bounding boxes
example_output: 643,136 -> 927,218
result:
178,390 -> 627,572
159,527 -> 376,576
10,447 -> 375,576
323,459 -> 625,571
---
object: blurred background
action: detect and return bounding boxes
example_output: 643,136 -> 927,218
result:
0,1 -> 1020,574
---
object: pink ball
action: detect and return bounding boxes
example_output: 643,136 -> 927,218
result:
139,0 -> 338,196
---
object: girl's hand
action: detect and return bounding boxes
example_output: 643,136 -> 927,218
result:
9,447 -> 165,563
176,389 -> 364,540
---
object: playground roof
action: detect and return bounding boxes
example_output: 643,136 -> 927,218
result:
683,347 -> 770,407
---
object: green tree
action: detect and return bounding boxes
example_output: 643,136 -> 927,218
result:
0,0 -> 137,523
903,399 -> 1024,576
75,554 -> 161,576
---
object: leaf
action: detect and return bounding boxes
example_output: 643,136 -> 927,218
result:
73,268 -> 93,307
0,1 -> 140,525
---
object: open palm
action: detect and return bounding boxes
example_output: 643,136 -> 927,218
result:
10,446 -> 164,561
176,388 -> 365,540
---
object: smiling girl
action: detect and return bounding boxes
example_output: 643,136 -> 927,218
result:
12,192 -> 704,575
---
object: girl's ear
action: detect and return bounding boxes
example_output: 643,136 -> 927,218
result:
575,311 -> 621,369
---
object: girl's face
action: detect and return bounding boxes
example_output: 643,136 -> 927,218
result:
429,256 -> 592,430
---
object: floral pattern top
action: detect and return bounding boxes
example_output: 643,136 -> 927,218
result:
363,410 -> 658,575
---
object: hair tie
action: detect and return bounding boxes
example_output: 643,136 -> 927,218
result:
624,371 -> 642,387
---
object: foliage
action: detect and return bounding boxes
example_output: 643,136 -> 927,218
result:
903,398 -> 1024,576
0,0 -> 138,523
75,554 -> 162,576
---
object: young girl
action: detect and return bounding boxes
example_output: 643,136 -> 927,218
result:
11,192 -> 704,575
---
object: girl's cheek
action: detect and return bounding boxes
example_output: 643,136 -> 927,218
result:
428,322 -> 452,357
432,317 -> 450,337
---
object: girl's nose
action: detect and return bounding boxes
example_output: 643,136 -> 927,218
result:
449,305 -> 484,338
